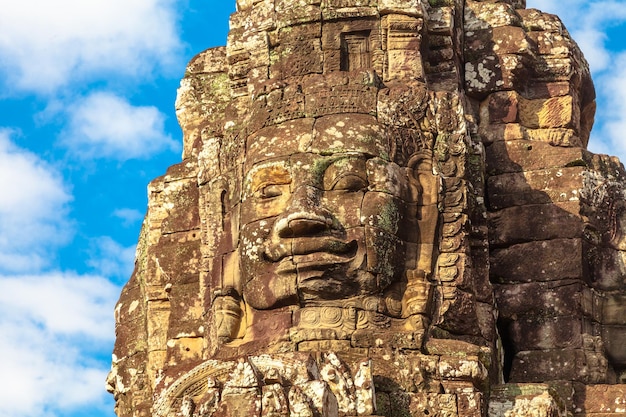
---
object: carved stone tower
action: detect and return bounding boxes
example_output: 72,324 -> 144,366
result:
107,1 -> 626,416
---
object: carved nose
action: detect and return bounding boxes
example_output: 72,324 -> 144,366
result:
273,186 -> 333,238
278,217 -> 330,238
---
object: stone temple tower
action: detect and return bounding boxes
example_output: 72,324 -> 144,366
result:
107,1 -> 626,416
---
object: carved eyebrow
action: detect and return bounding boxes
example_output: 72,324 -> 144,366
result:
325,154 -> 368,167
246,164 -> 292,194
322,156 -> 368,190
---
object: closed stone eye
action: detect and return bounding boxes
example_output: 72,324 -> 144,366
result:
323,156 -> 368,191
255,184 -> 284,199
329,173 -> 368,191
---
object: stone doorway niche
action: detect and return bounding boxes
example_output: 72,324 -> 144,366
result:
340,31 -> 371,71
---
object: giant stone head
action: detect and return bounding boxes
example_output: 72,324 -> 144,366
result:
206,73 -> 444,350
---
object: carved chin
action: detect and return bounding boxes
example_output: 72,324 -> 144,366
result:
296,264 -> 379,302
243,270 -> 298,310
243,260 -> 382,308
297,275 -> 377,302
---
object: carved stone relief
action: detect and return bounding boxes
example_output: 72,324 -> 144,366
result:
108,1 -> 626,416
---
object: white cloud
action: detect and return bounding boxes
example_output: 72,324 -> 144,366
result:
0,130 -> 72,273
87,236 -> 136,280
0,0 -> 182,95
62,92 -> 180,160
0,134 -> 119,416
571,28 -> 610,72
527,0 -> 626,163
113,208 -> 145,227
527,0 -> 626,73
0,272 -> 119,417
0,273 -> 117,340
590,52 -> 626,162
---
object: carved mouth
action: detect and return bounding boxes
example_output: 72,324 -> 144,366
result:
268,238 -> 358,274
265,237 -> 357,261
292,238 -> 357,256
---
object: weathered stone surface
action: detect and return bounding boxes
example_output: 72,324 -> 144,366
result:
491,238 -> 584,283
485,140 -> 590,176
510,347 -> 610,384
488,384 -> 566,417
488,202 -> 583,246
108,1 -> 626,416
573,385 -> 626,414
494,280 -> 590,319
487,167 -> 585,210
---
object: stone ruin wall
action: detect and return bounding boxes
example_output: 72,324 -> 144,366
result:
107,1 -> 626,416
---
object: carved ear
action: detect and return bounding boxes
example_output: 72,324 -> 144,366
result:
407,151 -> 440,277
218,249 -> 248,341
609,201 -> 626,250
407,151 -> 439,208
212,287 -> 244,342
394,152 -> 439,327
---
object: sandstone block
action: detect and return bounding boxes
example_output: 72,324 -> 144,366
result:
601,293 -> 626,325
113,318 -> 149,359
573,384 -> 626,414
438,355 -> 489,388
146,300 -> 171,350
510,349 -> 609,384
466,26 -> 534,57
534,57 -> 577,83
465,54 -> 531,95
434,288 -> 482,338
275,0 -> 322,27
488,384 -> 566,417
165,337 -> 204,366
487,167 -> 585,210
465,2 -> 521,31
378,0 -> 422,16
165,282 -> 204,339
517,9 -> 565,33
524,81 -> 573,100
506,316 -> 585,351
527,30 -> 574,57
480,124 -> 581,147
244,118 -> 314,168
158,176 -> 201,235
270,24 -> 323,78
151,234 -> 202,285
589,246 -> 626,291
494,280 -> 588,319
601,325 -> 626,367
490,238 -> 584,283
457,391 -> 485,417
480,91 -> 520,125
485,140 -> 589,175
408,392 -> 459,417
518,96 -> 577,130
488,202 -> 583,246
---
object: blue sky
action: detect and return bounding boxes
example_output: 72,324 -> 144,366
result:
0,1 -> 624,417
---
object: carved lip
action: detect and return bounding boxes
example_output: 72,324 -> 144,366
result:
265,237 -> 357,261
269,238 -> 358,274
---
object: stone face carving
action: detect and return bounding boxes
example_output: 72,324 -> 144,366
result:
108,1 -> 626,416
211,75 -> 442,353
